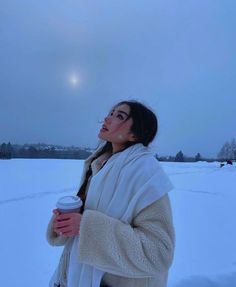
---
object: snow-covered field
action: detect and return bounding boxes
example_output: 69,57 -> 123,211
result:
0,159 -> 235,287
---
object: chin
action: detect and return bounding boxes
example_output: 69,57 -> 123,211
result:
98,133 -> 106,140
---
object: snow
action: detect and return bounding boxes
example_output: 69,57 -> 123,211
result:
0,159 -> 236,287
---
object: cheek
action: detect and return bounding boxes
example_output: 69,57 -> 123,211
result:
109,122 -> 125,133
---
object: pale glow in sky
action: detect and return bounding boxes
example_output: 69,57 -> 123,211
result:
69,74 -> 80,86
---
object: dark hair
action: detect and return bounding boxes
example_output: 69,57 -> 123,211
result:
77,100 -> 158,213
113,100 -> 158,147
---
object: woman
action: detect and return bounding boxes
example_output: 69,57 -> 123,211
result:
47,100 -> 175,287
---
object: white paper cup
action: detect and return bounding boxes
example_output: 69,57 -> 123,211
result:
56,196 -> 83,214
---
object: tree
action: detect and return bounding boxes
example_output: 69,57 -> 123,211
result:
231,138 -> 236,160
7,142 -> 14,154
218,138 -> 236,160
0,143 -> 7,153
154,153 -> 159,160
175,150 -> 184,162
28,146 -> 38,158
0,142 -> 12,159
195,153 -> 202,161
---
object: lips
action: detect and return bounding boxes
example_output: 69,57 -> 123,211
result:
102,125 -> 108,131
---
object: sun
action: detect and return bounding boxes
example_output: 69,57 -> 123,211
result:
69,74 -> 80,86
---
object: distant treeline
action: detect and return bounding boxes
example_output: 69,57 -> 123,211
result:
0,140 -> 235,162
156,151 -> 207,162
0,142 -> 92,160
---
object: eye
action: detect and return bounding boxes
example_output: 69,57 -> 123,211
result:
117,114 -> 124,120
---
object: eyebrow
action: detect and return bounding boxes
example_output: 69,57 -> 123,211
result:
111,109 -> 129,117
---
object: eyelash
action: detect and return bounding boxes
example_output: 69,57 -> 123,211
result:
109,112 -> 124,120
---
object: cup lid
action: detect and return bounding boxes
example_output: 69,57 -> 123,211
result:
56,196 -> 82,210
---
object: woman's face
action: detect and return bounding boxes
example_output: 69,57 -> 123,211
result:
98,104 -> 136,145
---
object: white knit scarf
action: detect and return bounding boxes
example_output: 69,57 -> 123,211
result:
51,143 -> 174,287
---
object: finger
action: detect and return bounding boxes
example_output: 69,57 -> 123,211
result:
63,224 -> 80,236
56,226 -> 73,235
54,228 -> 65,236
65,228 -> 80,237
59,212 -> 78,219
54,220 -> 71,229
53,227 -> 62,235
53,209 -> 60,215
56,213 -> 73,221
55,229 -> 62,235
63,230 -> 75,237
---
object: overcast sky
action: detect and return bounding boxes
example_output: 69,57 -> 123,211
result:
1,0 -> 235,158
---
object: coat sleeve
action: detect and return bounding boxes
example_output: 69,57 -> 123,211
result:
46,214 -> 70,246
77,193 -> 175,278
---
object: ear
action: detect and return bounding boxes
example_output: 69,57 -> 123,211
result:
128,133 -> 138,142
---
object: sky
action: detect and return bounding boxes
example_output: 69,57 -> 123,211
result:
1,0 -> 235,158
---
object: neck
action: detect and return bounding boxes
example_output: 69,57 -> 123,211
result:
112,143 -> 127,155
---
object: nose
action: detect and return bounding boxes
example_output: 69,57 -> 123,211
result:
104,115 -> 111,123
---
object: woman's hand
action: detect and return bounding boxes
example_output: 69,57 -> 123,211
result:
52,209 -> 82,237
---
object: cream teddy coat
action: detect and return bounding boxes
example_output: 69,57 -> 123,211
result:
47,145 -> 175,287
